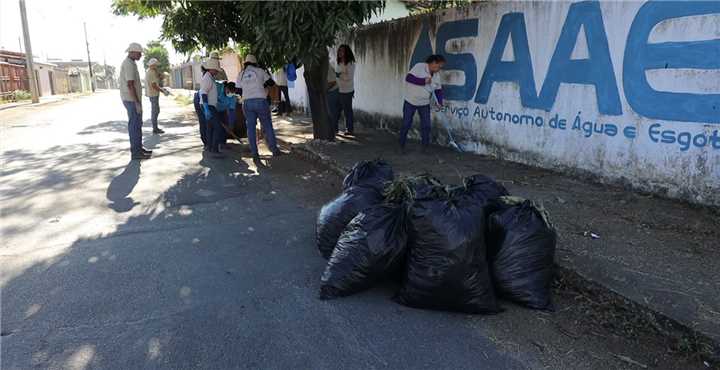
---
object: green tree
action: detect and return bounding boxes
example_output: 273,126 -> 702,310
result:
113,1 -> 384,141
401,0 -> 475,15
143,40 -> 171,76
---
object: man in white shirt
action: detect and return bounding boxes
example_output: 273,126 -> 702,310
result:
145,58 -> 165,134
119,42 -> 151,160
199,58 -> 223,157
237,54 -> 281,161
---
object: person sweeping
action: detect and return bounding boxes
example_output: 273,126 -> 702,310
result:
399,54 -> 446,153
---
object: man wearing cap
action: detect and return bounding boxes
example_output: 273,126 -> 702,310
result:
199,58 -> 225,158
209,51 -> 228,81
237,54 -> 282,161
120,42 -> 151,160
145,58 -> 165,134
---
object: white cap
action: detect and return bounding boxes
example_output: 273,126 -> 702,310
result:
148,58 -> 159,66
244,54 -> 257,64
203,58 -> 220,71
126,42 -> 143,53
209,51 -> 220,59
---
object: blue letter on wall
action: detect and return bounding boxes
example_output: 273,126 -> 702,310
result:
435,19 -> 479,101
409,23 -> 434,69
624,1 -> 720,123
537,1 -> 622,115
475,13 -> 538,107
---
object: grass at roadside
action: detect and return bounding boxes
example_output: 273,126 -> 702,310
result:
174,94 -> 193,106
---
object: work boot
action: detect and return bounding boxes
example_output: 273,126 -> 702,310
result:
153,128 -> 165,134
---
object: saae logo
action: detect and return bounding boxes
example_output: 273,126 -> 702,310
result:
409,1 -> 720,124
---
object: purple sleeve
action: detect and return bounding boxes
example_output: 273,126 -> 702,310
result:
405,73 -> 426,86
434,89 -> 444,105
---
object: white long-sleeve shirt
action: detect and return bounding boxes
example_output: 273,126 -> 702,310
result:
336,62 -> 355,93
199,72 -> 218,107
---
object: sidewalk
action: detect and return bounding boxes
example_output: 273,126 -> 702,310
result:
272,114 -> 720,361
0,91 -> 93,111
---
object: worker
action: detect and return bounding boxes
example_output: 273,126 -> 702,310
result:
237,54 -> 282,161
335,45 -> 356,135
199,58 -> 224,158
145,58 -> 165,134
399,54 -> 446,153
193,67 -> 209,150
209,51 -> 228,81
119,42 -> 151,160
216,81 -> 238,148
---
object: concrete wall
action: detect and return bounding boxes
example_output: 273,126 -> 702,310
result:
291,1 -> 720,206
33,65 -> 53,96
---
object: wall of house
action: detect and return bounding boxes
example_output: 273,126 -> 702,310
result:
33,65 -> 53,96
289,1 -> 720,206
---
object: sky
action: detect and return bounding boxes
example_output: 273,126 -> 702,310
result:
0,0 -> 184,73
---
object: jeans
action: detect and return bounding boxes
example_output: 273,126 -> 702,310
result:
399,101 -> 431,147
327,89 -> 340,133
193,92 -> 208,147
122,100 -> 143,155
149,96 -> 160,130
206,106 -> 224,153
219,109 -> 235,145
338,91 -> 354,132
279,85 -> 291,113
243,98 -> 279,156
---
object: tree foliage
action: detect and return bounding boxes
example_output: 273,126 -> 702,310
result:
143,39 -> 171,75
401,0 -> 476,15
113,1 -> 383,68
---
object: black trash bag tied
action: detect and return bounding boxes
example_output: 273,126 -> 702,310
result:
320,203 -> 409,299
487,197 -> 557,310
342,159 -> 394,192
316,186 -> 384,259
396,186 -> 501,314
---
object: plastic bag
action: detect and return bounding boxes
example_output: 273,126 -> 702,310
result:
316,186 -> 384,259
460,174 -> 509,203
320,204 -> 408,299
395,189 -> 500,314
487,199 -> 556,310
342,159 -> 394,192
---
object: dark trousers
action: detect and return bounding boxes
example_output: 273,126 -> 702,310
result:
279,85 -> 291,113
193,92 -> 208,147
327,89 -> 340,133
206,106 -> 224,153
337,91 -> 354,133
399,101 -> 431,147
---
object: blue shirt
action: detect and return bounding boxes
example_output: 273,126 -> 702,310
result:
215,82 -> 237,112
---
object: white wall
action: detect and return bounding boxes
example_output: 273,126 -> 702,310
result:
33,65 -> 53,96
291,1 -> 720,206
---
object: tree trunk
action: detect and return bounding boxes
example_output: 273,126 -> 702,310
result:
303,53 -> 335,141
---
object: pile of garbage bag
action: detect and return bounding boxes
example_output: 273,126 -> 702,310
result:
315,160 -> 557,313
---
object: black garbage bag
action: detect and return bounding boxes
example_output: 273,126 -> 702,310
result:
316,186 -> 384,259
487,199 -> 556,310
342,159 -> 394,192
320,204 -> 408,299
395,189 -> 500,314
462,174 -> 509,203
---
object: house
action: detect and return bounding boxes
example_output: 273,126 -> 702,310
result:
0,50 -> 30,100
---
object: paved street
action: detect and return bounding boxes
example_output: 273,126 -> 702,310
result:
0,91 -> 707,369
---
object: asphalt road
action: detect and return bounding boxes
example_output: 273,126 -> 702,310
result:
0,91 -> 707,370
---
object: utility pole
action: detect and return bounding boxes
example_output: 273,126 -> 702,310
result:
19,0 -> 39,103
84,22 -> 95,92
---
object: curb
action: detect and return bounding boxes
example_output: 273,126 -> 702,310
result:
0,93 -> 92,112
284,139 -> 719,365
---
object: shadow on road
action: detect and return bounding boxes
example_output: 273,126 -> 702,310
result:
106,160 -> 141,213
